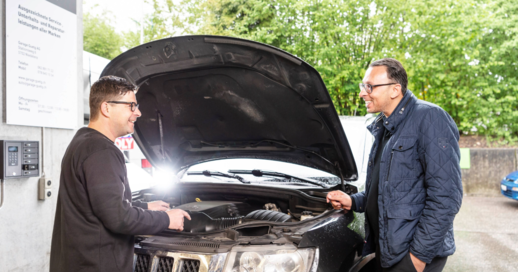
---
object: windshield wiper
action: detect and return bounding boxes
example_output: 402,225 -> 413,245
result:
228,169 -> 328,188
187,170 -> 250,184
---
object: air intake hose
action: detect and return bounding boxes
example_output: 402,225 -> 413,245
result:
244,210 -> 291,223
183,211 -> 244,233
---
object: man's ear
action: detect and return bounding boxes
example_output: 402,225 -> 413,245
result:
390,84 -> 402,99
100,102 -> 110,118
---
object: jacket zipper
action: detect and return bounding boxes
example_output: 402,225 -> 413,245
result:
386,151 -> 394,182
384,151 -> 394,259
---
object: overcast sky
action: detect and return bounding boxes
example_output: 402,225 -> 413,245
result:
83,0 -> 155,34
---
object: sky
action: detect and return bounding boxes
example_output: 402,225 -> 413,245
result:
83,0 -> 155,34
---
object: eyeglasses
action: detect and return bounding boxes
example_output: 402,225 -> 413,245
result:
106,101 -> 139,112
359,82 -> 398,94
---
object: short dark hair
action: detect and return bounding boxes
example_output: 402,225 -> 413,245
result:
369,58 -> 408,95
89,76 -> 138,121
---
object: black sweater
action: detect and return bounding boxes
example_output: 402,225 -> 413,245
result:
366,128 -> 391,249
50,128 -> 170,272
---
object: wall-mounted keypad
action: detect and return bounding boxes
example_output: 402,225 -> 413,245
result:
1,141 -> 39,179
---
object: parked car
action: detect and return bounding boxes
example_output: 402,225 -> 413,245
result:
101,35 -> 374,272
501,171 -> 518,200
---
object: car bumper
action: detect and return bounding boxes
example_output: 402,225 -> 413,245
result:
501,182 -> 518,200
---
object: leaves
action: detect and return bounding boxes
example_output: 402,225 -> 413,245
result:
185,0 -> 518,142
84,0 -> 518,143
122,0 -> 193,50
83,11 -> 123,59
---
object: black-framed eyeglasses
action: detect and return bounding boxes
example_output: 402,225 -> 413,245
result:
359,82 -> 398,94
106,101 -> 139,112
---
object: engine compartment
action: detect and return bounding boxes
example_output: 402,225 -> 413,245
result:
134,181 -> 358,234
133,182 -> 364,272
177,201 -> 294,233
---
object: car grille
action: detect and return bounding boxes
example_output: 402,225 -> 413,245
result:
180,260 -> 200,272
503,190 -> 513,197
133,254 -> 200,272
135,254 -> 151,272
157,257 -> 174,272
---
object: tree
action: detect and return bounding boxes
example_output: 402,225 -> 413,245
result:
123,0 -> 191,50
83,11 -> 123,59
183,0 -> 518,142
185,0 -> 414,116
473,0 -> 518,143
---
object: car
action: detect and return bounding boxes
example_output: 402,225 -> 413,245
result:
501,171 -> 518,200
101,35 -> 374,272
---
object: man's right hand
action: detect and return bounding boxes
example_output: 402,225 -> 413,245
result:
326,190 -> 352,210
166,209 -> 191,231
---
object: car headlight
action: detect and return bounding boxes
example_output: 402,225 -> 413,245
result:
501,185 -> 507,191
223,245 -> 318,272
513,187 -> 518,192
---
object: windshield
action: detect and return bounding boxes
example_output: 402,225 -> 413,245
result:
181,158 -> 339,185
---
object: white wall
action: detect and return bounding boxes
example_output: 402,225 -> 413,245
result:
83,50 -> 110,120
0,1 -> 83,271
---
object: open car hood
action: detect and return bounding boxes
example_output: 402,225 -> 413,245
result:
101,35 -> 357,180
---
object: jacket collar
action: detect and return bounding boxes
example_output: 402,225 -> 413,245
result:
367,90 -> 417,134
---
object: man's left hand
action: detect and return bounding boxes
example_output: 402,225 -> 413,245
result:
148,201 -> 170,211
409,252 -> 426,272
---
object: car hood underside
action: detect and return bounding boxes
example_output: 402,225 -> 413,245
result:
101,35 -> 357,179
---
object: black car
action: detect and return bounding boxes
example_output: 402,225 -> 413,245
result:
101,35 -> 373,272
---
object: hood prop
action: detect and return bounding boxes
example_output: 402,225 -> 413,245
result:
335,161 -> 345,191
157,111 -> 165,161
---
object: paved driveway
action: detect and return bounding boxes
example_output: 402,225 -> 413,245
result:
445,196 -> 518,272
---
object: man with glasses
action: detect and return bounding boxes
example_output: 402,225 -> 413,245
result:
50,76 -> 191,272
327,59 -> 462,272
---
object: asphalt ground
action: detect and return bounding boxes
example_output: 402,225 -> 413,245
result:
444,196 -> 518,272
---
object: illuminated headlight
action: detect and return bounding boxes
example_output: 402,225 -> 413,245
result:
223,245 -> 318,272
501,185 -> 507,191
513,187 -> 518,192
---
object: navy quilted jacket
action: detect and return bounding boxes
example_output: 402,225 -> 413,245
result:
350,91 -> 463,267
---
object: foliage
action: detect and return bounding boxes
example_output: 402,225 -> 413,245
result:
83,0 -> 518,142
123,0 -> 191,50
83,11 -> 123,59
184,0 -> 412,116
474,0 -> 518,143
183,0 -> 518,143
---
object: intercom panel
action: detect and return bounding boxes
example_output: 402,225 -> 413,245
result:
0,141 -> 39,179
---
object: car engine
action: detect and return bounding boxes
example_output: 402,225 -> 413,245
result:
176,201 -> 292,233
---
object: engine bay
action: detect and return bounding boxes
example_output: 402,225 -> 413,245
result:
177,201 -> 294,233
134,182 -> 358,234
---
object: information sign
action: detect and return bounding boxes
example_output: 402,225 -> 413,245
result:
6,0 -> 77,129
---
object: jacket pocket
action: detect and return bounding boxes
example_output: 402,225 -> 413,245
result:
385,204 -> 424,257
393,137 -> 417,152
390,137 -> 418,181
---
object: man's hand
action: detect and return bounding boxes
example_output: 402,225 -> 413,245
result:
409,252 -> 426,272
326,190 -> 352,210
166,209 -> 191,231
147,201 -> 170,211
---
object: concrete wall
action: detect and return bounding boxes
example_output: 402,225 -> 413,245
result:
0,1 -> 82,271
461,148 -> 518,197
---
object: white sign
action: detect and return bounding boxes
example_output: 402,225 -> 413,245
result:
6,0 -> 77,129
